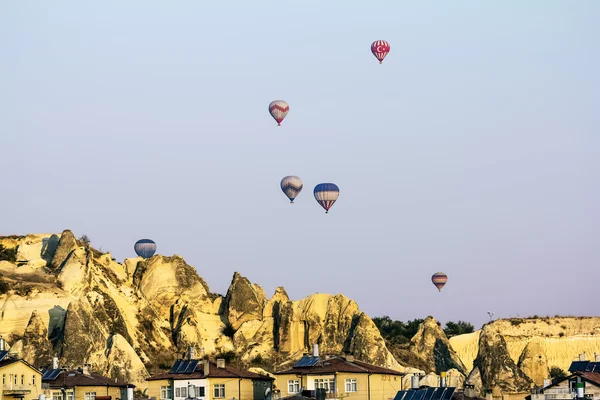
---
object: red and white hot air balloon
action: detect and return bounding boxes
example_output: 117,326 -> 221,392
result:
371,40 -> 390,64
269,100 -> 289,126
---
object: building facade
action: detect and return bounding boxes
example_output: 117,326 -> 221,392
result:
274,350 -> 403,400
146,358 -> 274,400
0,351 -> 43,400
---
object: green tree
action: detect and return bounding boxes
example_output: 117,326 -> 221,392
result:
443,321 -> 475,338
549,366 -> 567,380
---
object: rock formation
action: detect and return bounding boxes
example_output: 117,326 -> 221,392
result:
0,231 -> 401,389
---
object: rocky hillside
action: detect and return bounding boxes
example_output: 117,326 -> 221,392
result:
1,231 -> 598,395
0,231 -> 400,388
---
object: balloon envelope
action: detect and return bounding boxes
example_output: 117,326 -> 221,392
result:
134,239 -> 156,259
314,183 -> 339,213
269,100 -> 289,126
431,272 -> 448,292
371,40 -> 390,64
281,176 -> 303,203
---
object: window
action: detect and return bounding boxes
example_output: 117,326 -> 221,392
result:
85,392 -> 97,400
52,393 -> 62,400
67,392 -> 74,400
32,375 -> 36,385
314,379 -> 335,393
21,375 -> 25,385
197,387 -> 205,397
288,380 -> 300,394
213,384 -> 225,398
175,388 -> 180,398
14,374 -> 17,384
181,387 -> 187,398
161,386 -> 171,400
2,374 -> 5,385
345,379 -> 357,393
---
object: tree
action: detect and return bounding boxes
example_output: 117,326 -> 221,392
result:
549,366 -> 567,380
444,321 -> 475,338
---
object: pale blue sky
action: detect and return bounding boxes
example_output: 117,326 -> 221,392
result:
1,1 -> 599,329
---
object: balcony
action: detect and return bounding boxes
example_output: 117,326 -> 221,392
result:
2,384 -> 33,395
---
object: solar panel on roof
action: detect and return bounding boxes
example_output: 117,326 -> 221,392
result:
431,387 -> 445,400
412,390 -> 426,400
593,363 -> 600,373
170,360 -> 182,373
294,356 -> 320,368
394,391 -> 407,400
0,351 -> 8,361
569,361 -> 590,372
442,387 -> 456,400
403,391 -> 417,400
178,361 -> 190,373
43,369 -> 61,381
422,387 -> 436,400
185,360 -> 199,373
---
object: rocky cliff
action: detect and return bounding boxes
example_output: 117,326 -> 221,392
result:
0,231 -> 400,389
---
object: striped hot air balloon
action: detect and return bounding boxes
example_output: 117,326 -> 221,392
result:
281,176 -> 303,203
371,40 -> 390,64
269,100 -> 289,126
431,272 -> 448,292
314,183 -> 339,214
134,239 -> 156,259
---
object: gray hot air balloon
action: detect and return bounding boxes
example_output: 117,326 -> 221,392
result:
280,176 -> 303,203
134,239 -> 156,259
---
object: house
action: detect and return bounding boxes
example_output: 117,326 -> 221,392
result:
41,358 -> 135,400
146,348 -> 274,400
0,342 -> 43,400
274,345 -> 403,400
525,353 -> 600,400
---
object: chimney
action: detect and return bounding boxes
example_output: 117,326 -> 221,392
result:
203,360 -> 210,376
485,390 -> 493,400
312,344 -> 319,357
576,382 -> 584,399
595,353 -> 600,362
579,353 -> 587,361
82,364 -> 90,375
188,346 -> 195,360
411,374 -> 420,389
52,357 -> 59,370
440,372 -> 447,388
217,359 -> 225,369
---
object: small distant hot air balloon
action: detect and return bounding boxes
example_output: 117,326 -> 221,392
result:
314,183 -> 339,214
371,40 -> 390,64
269,100 -> 289,126
134,239 -> 156,259
431,272 -> 448,292
281,176 -> 303,203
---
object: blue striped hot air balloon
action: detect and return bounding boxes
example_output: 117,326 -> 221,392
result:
281,176 -> 303,203
314,183 -> 339,214
134,239 -> 156,259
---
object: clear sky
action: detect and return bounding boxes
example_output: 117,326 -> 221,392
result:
1,1 -> 599,329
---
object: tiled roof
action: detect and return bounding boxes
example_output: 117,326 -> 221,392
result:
275,356 -> 403,376
146,360 -> 274,381
579,372 -> 600,386
42,369 -> 135,388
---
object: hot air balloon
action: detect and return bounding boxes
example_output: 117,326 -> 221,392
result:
371,40 -> 390,64
281,176 -> 303,203
431,272 -> 448,292
314,183 -> 339,214
134,239 -> 156,259
269,100 -> 289,126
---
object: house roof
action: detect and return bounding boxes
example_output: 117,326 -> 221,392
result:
275,356 -> 403,376
146,360 -> 274,382
42,369 -> 135,388
0,357 -> 42,374
542,371 -> 600,390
